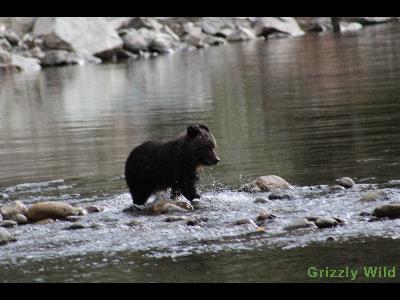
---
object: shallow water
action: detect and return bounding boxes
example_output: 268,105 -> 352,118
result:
1,23 -> 400,282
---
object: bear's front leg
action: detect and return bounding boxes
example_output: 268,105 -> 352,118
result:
179,181 -> 200,201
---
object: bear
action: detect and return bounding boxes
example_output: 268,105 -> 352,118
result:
125,124 -> 220,205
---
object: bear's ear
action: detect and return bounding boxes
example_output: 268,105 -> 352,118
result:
198,124 -> 209,132
187,124 -> 200,138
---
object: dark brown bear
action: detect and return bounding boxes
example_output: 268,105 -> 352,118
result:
125,124 -> 220,205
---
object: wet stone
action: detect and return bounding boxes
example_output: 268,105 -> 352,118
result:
335,177 -> 355,188
65,222 -> 85,230
372,203 -> 400,219
74,207 -> 88,216
0,220 -> 18,228
254,197 -> 268,204
326,236 -> 336,242
269,191 -> 291,200
256,212 -> 276,221
329,185 -> 346,193
126,220 -> 142,227
234,218 -> 257,226
315,217 -> 339,229
27,201 -> 76,222
65,216 -> 81,222
89,223 -> 102,229
84,205 -> 105,213
12,214 -> 28,225
359,211 -> 372,217
165,216 -> 187,222
0,227 -> 16,245
359,190 -> 388,203
284,218 -> 315,231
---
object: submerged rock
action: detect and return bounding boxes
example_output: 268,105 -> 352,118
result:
359,190 -> 388,202
269,190 -> 291,200
126,220 -> 142,227
0,227 -> 17,245
335,177 -> 355,188
0,200 -> 28,220
165,216 -> 187,222
234,218 -> 257,226
372,204 -> 400,219
146,200 -> 189,215
65,222 -> 85,230
254,197 -> 268,204
65,216 -> 81,222
26,201 -> 77,222
34,218 -> 56,225
84,205 -> 105,213
284,218 -> 315,231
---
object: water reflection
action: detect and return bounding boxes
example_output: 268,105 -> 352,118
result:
0,23 -> 400,189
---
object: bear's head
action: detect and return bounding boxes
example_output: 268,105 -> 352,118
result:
185,124 -> 220,166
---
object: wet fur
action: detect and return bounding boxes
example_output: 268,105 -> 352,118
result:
125,124 -> 219,205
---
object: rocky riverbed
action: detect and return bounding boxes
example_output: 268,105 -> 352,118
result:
1,17 -> 399,73
1,174 -> 400,266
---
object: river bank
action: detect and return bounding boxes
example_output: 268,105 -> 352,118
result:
1,17 -> 399,73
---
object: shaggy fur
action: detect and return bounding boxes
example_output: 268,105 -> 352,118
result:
125,124 -> 220,205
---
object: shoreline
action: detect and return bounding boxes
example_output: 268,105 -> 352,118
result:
1,17 -> 399,74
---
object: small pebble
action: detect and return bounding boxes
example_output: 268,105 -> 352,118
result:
65,216 -> 81,222
84,205 -> 105,213
254,197 -> 268,204
126,220 -> 142,227
65,222 -> 85,230
256,212 -> 276,221
165,216 -> 187,222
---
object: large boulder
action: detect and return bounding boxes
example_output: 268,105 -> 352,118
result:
120,29 -> 150,53
33,17 -> 123,58
253,17 -> 305,38
2,49 -> 41,73
197,17 -> 235,35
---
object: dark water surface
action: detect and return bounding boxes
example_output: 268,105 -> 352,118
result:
1,23 -> 400,282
